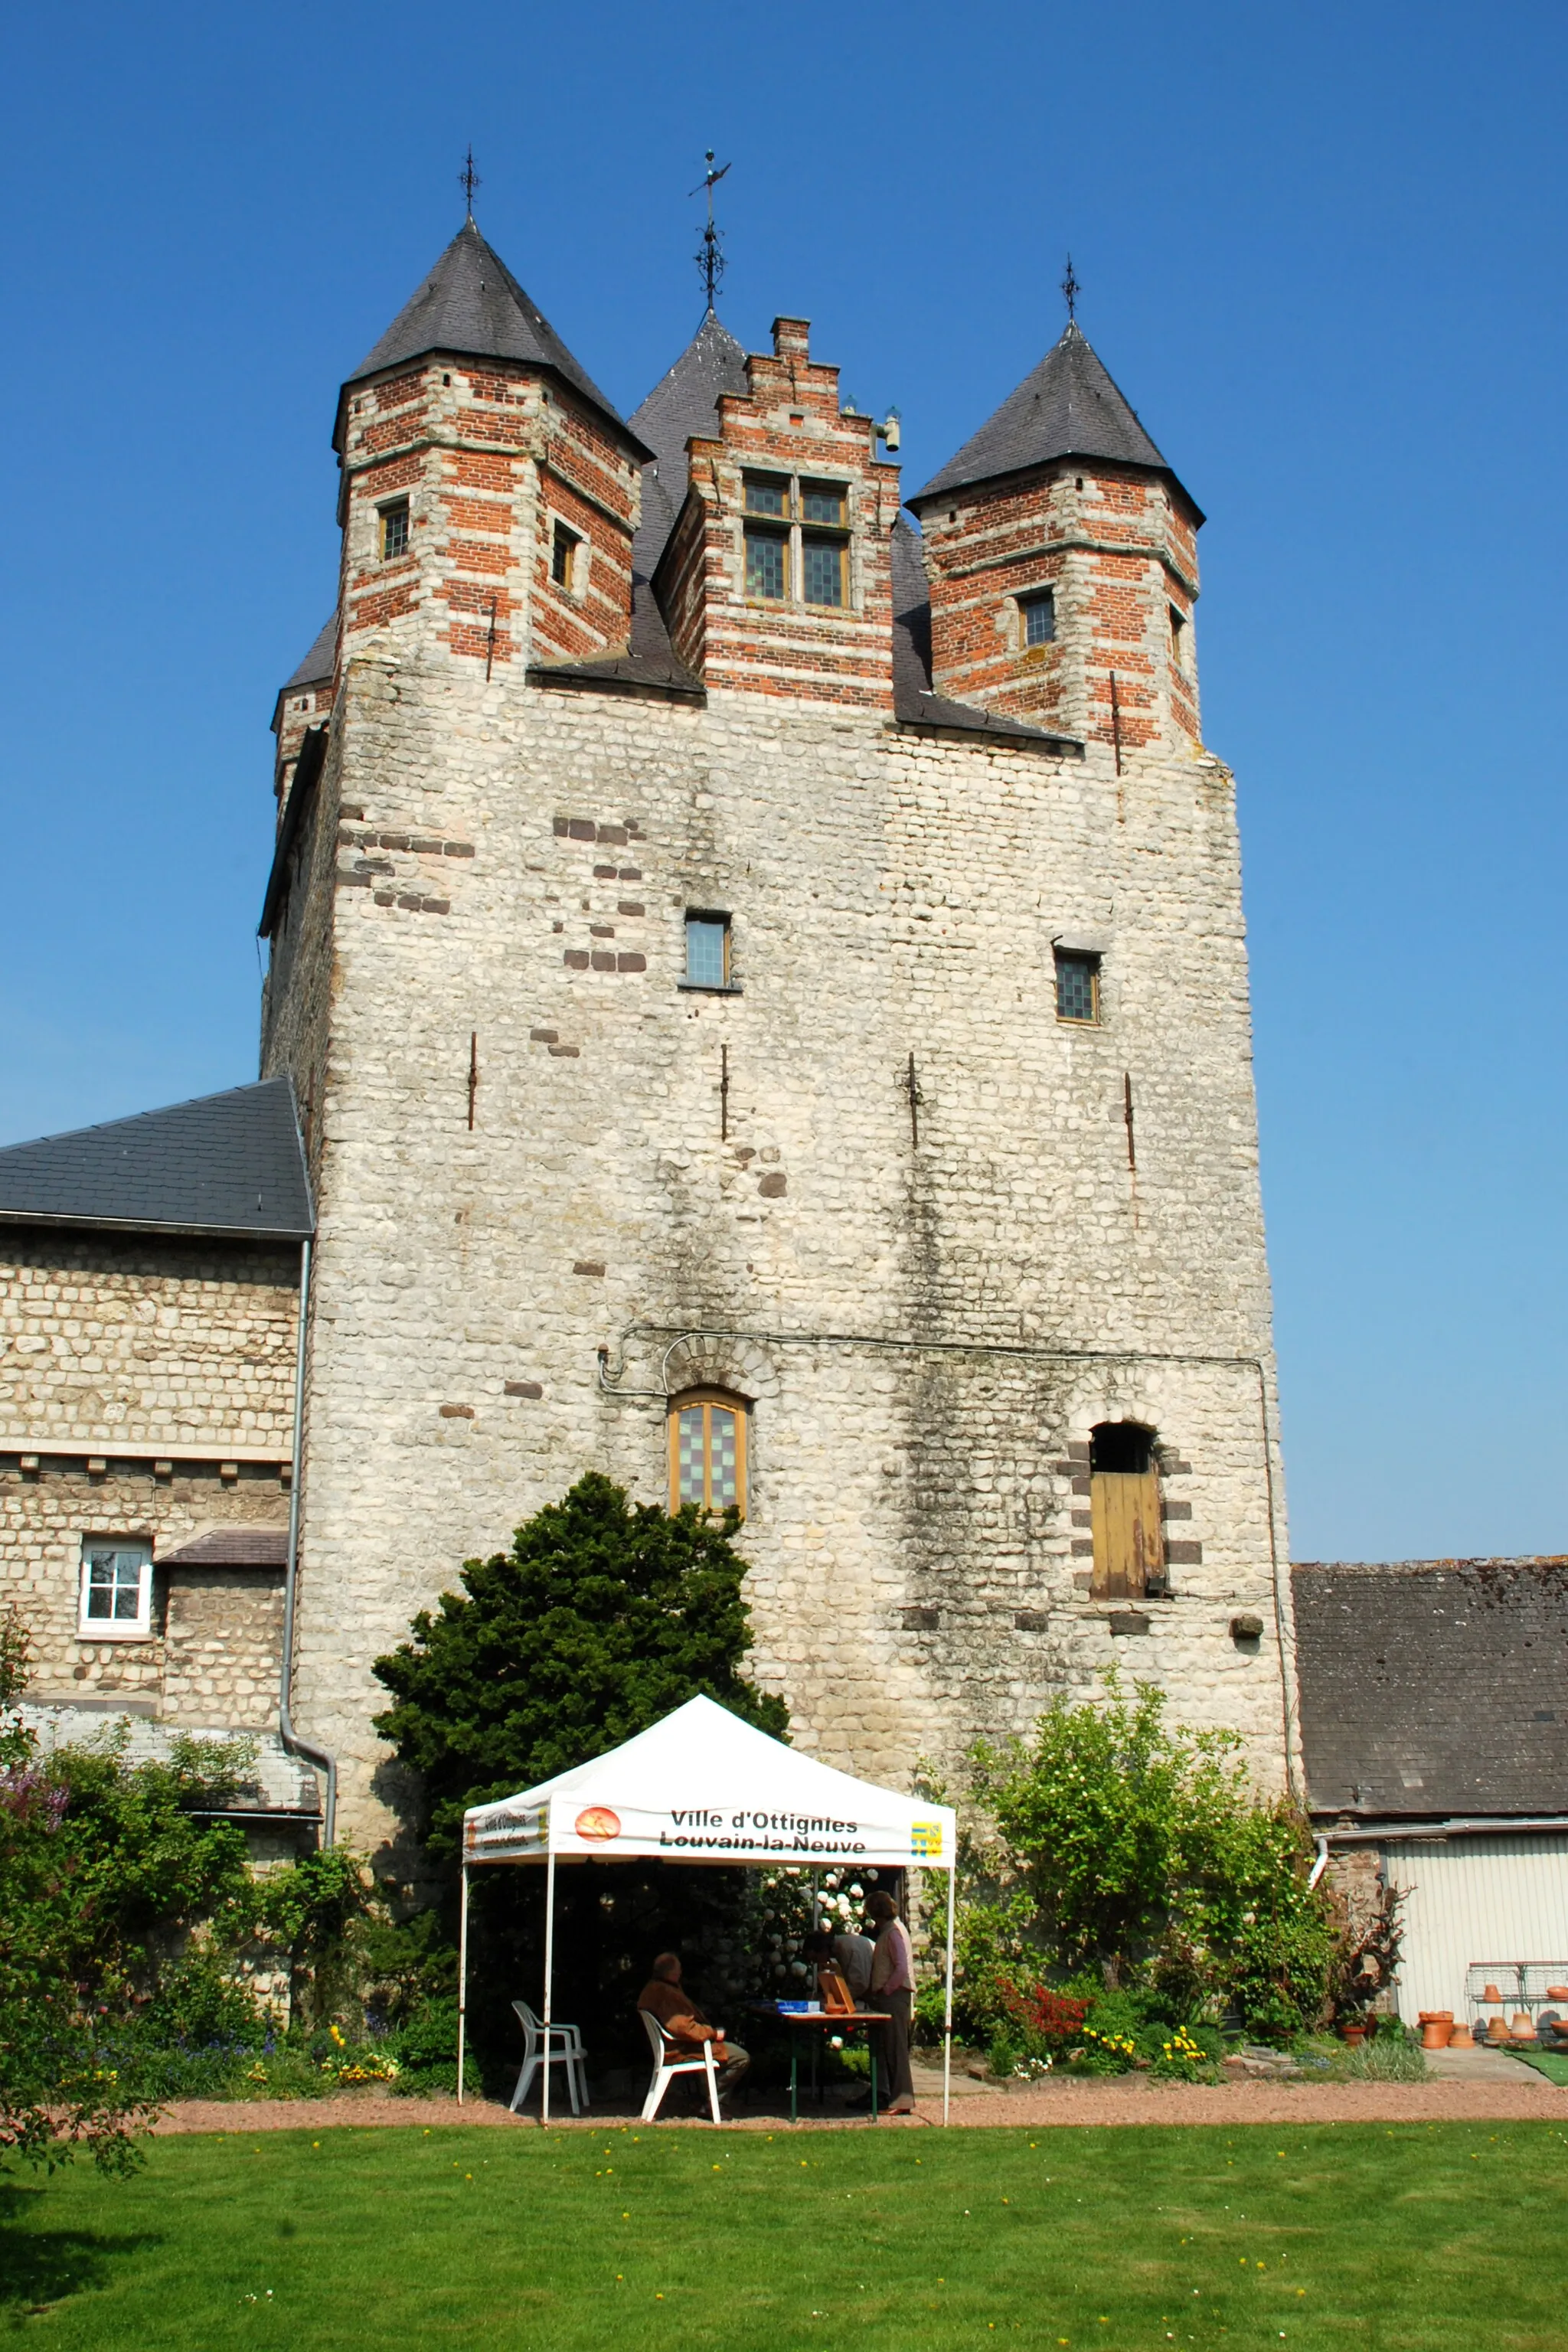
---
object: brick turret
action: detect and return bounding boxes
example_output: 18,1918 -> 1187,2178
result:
652,318 -> 898,706
906,322 -> 1203,756
330,220 -> 650,679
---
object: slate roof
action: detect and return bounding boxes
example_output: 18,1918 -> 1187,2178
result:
629,309 -> 751,583
890,518 -> 1079,749
281,611 -> 337,695
343,219 -> 647,457
1292,1557 -> 1568,1820
159,1527 -> 291,1569
910,321 -> 1196,515
0,1078 -> 313,1241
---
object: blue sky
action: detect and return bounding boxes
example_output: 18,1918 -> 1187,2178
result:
1,1 -> 1564,1563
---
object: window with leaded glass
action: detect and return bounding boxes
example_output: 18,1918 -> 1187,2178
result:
800,482 -> 846,526
745,529 -> 787,600
670,1391 -> 747,1517
744,474 -> 789,518
802,537 -> 844,607
79,1541 -> 153,1638
1054,949 -> 1100,1025
380,501 -> 410,560
551,520 -> 582,590
684,912 -> 730,989
1021,590 -> 1055,647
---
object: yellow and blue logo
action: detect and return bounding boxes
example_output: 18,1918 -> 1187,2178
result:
910,1820 -> 943,1860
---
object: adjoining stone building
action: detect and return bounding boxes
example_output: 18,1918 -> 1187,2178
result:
0,1080 -> 319,1840
0,216 -> 1298,1853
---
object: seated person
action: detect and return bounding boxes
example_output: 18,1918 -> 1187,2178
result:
637,1952 -> 749,2104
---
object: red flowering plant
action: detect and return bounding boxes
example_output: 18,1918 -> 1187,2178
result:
996,1981 -> 1088,2053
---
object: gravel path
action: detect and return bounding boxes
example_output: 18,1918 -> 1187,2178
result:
150,2070 -> 1566,2135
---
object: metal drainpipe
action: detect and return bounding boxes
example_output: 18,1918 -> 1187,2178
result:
278,1236 -> 337,1844
1308,1834 -> 1329,1890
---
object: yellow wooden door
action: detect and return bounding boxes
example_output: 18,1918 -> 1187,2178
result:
1090,1469 -> 1164,1599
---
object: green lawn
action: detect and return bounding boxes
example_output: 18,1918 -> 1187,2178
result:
4,2119 -> 1567,2349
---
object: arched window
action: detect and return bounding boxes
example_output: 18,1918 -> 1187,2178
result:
668,1390 -> 748,1518
1089,1421 -> 1165,1600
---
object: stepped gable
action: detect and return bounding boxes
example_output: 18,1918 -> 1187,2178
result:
0,1079 -> 313,1240
342,218 -> 642,454
910,320 -> 1195,514
1292,1557 -> 1568,1818
889,518 -> 1076,747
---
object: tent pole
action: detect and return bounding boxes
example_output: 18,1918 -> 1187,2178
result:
542,1838 -> 557,2128
457,1864 -> 470,2108
942,1863 -> 956,2127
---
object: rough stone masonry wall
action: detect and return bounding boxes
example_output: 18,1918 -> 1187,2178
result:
0,1230 -> 298,1717
264,647 -> 1294,1859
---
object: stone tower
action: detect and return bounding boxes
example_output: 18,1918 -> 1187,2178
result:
259,220 -> 1297,1854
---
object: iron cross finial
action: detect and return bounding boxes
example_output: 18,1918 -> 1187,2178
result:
459,146 -> 482,220
689,149 -> 732,312
1061,253 -> 1080,325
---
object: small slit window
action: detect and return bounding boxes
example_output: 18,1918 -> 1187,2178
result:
380,501 -> 410,560
79,1541 -> 153,1639
1021,590 -> 1056,647
670,1390 -> 747,1517
1055,949 -> 1100,1025
684,912 -> 730,989
551,521 -> 583,590
1169,603 -> 1188,673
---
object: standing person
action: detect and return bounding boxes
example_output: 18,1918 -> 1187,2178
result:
866,1890 -> 916,2115
636,1952 -> 749,2110
831,1919 -> 875,2008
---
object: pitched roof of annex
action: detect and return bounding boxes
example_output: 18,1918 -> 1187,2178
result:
1292,1556 -> 1568,1822
0,1078 -> 313,1242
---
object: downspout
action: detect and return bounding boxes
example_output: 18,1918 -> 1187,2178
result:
279,1236 -> 337,1844
1308,1835 -> 1329,1890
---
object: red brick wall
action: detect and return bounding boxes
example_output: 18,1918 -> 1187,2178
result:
919,462 -> 1202,752
654,318 -> 897,709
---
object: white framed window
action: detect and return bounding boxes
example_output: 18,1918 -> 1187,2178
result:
78,1540 -> 153,1640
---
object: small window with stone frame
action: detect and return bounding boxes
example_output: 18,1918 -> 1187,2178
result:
1169,603 -> 1189,674
551,519 -> 583,592
669,1389 -> 748,1518
1054,948 -> 1100,1025
683,911 -> 731,990
78,1540 -> 154,1639
380,500 -> 410,561
1021,589 -> 1056,648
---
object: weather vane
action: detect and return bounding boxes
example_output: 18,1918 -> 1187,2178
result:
1061,252 -> 1080,325
459,146 -> 482,220
689,149 -> 731,311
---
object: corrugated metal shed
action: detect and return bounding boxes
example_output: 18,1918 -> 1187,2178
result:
1383,1834 -> 1568,2024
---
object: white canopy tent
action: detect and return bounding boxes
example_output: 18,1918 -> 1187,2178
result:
459,1695 -> 959,2122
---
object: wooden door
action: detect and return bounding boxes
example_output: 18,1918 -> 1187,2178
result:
1090,1469 -> 1164,1599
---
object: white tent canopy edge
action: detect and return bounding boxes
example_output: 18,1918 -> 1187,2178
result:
457,1695 -> 959,2122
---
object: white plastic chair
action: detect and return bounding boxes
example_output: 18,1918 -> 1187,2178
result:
510,1999 -> 589,2115
639,2007 -> 722,2124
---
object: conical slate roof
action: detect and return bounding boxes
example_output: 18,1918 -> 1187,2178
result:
0,1079 -> 313,1240
629,309 -> 751,581
910,321 -> 1192,511
281,610 -> 337,695
344,219 -> 644,452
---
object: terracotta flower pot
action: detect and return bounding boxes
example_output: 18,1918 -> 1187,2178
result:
1487,2016 -> 1511,2044
1341,2023 -> 1367,2047
1481,1984 -> 1505,2004
1547,1986 -> 1568,2003
1447,2023 -> 1475,2049
1511,2012 -> 1537,2041
1420,2020 -> 1454,2049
